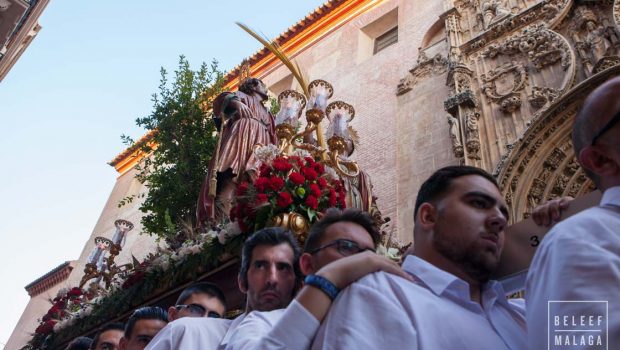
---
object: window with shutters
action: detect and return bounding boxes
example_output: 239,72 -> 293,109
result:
373,26 -> 398,54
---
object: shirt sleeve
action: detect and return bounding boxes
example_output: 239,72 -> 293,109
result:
526,223 -> 620,350
311,274 -> 418,350
253,300 -> 320,350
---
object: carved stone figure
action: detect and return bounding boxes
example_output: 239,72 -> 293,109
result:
481,0 -> 510,27
447,114 -> 464,158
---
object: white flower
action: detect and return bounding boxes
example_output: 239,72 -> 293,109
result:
56,287 -> 69,299
292,148 -> 311,158
188,244 -> 202,255
254,144 -> 280,164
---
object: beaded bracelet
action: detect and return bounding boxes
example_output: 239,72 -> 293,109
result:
304,274 -> 340,300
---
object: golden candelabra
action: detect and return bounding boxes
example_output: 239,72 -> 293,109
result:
79,220 -> 135,289
275,79 -> 360,178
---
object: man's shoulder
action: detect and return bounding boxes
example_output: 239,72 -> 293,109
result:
169,316 -> 232,330
544,205 -> 613,242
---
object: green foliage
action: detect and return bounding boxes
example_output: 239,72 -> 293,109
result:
120,56 -> 225,244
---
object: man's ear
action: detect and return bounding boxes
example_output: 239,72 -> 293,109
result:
119,336 -> 127,350
299,253 -> 315,276
167,306 -> 177,322
417,202 -> 438,230
238,274 -> 247,294
579,146 -> 619,177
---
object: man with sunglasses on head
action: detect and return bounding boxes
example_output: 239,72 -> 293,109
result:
526,77 -> 620,349
167,282 -> 226,321
224,208 -> 410,350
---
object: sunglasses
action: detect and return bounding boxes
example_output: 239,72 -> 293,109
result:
308,239 -> 375,257
175,304 -> 221,318
591,110 -> 620,145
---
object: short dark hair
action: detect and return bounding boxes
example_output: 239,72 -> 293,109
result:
90,323 -> 125,350
65,336 -> 92,350
304,208 -> 379,252
124,306 -> 168,339
239,227 -> 302,289
175,282 -> 227,311
414,166 -> 499,218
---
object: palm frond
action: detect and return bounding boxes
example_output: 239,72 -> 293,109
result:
236,22 -> 309,96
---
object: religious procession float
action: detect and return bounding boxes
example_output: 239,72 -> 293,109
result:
23,25 -> 403,350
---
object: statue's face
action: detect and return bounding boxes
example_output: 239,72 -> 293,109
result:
254,81 -> 269,98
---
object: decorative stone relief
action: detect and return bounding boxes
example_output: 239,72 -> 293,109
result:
465,111 -> 482,160
528,86 -> 559,109
481,61 -> 527,113
480,0 -> 511,28
464,0 -> 570,53
571,6 -> 620,75
481,24 -> 570,71
397,53 -> 449,95
447,114 -> 464,158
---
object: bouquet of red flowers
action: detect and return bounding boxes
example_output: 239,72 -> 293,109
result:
231,155 -> 346,233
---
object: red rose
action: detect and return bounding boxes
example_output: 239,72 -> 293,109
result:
254,177 -> 270,192
305,195 -> 319,210
304,156 -> 316,166
269,176 -> 285,191
289,156 -> 304,167
302,167 -> 318,181
317,177 -> 328,189
272,158 -> 293,172
289,172 -> 305,185
313,162 -> 325,173
35,320 -> 56,334
276,191 -> 293,208
256,193 -> 268,204
309,183 -> 321,197
328,188 -> 338,207
259,163 -> 271,177
236,182 -> 250,195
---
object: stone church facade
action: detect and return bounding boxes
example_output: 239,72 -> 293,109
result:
7,0 -> 620,347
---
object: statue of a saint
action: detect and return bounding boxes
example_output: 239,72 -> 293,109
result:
481,0 -> 510,27
447,114 -> 464,158
197,78 -> 276,225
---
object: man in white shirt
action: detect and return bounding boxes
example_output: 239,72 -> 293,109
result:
312,166 -> 528,349
146,227 -> 302,350
526,77 -> 620,350
224,209 -> 410,350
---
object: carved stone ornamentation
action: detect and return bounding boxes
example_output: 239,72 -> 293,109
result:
465,0 -> 571,53
481,24 -> 571,71
464,111 -> 482,160
397,53 -> 449,95
528,86 -> 560,109
447,114 -> 464,158
593,56 -> 620,74
572,6 -> 619,75
480,0 -> 511,28
481,61 -> 527,113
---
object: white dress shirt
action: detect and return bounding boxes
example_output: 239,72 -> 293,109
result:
526,186 -> 620,350
145,313 -> 245,350
311,255 -> 527,350
224,309 -> 287,349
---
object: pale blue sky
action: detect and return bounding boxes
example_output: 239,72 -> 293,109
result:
0,1 -> 326,346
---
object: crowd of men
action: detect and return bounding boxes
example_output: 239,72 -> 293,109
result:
66,76 -> 619,350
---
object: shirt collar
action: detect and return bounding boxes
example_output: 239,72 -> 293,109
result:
402,255 -> 468,296
601,186 -> 620,207
402,255 -> 509,301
